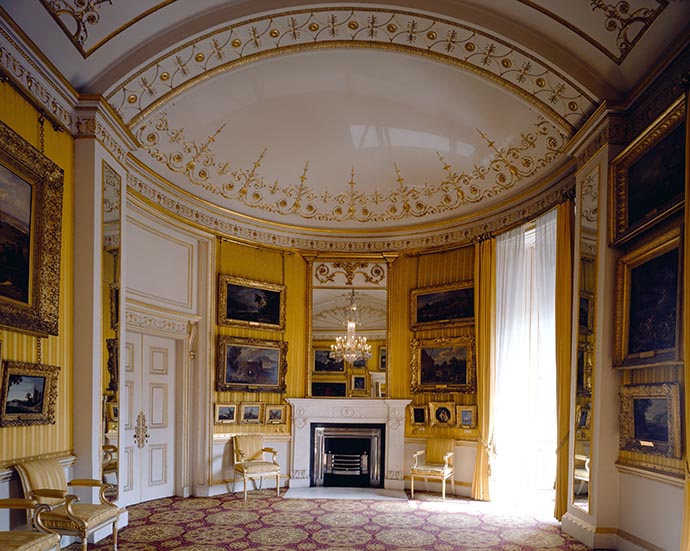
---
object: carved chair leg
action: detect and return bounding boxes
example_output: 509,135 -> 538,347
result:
113,519 -> 118,550
410,476 -> 414,499
275,474 -> 280,496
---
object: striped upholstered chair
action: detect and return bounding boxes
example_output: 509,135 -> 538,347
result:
15,458 -> 119,551
232,435 -> 281,500
409,438 -> 455,501
0,498 -> 59,551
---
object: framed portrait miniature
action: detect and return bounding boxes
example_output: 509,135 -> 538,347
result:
613,226 -> 681,369
456,405 -> 477,428
429,402 -> 456,428
410,335 -> 476,393
609,97 -> 686,246
619,383 -> 681,459
410,405 -> 427,426
411,281 -> 475,330
239,402 -> 264,424
351,374 -> 367,396
214,403 -> 237,424
0,121 -> 64,336
0,360 -> 60,427
216,336 -> 287,392
265,404 -> 287,424
218,275 -> 285,331
313,349 -> 345,373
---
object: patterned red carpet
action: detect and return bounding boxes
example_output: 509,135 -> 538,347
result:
67,490 -> 589,550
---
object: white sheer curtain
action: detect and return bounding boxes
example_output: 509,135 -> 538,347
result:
493,209 -> 557,502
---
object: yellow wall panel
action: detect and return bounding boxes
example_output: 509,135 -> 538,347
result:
0,85 -> 74,466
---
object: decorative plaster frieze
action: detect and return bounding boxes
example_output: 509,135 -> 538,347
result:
291,469 -> 308,480
0,22 -> 76,130
125,305 -> 195,336
127,168 -> 575,252
107,7 -> 597,131
386,470 -> 403,480
74,101 -> 137,163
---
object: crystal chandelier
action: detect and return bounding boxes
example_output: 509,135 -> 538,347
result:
330,290 -> 372,363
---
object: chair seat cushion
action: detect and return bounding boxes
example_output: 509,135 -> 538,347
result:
410,463 -> 451,476
41,503 -> 118,531
235,461 -> 280,475
0,531 -> 59,551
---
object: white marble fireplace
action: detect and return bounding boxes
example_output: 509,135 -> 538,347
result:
287,398 -> 411,490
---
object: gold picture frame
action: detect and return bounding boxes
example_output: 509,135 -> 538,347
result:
609,96 -> 686,246
265,404 -> 287,424
410,405 -> 427,426
218,274 -> 285,331
410,281 -> 474,330
613,226 -> 682,369
0,120 -> 64,336
0,360 -> 60,427
410,335 -> 476,393
239,402 -> 264,424
619,383 -> 681,459
214,403 -> 237,424
216,336 -> 287,392
456,405 -> 477,428
429,401 -> 456,428
351,374 -> 367,396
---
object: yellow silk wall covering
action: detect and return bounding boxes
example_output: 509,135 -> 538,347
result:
0,85 -> 74,466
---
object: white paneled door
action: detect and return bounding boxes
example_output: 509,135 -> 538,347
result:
121,332 -> 176,506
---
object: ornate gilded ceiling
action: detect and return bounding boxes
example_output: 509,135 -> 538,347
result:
2,0 -> 688,250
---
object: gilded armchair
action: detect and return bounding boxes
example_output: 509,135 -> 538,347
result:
409,438 -> 455,501
0,498 -> 60,551
232,435 -> 281,500
15,458 -> 120,551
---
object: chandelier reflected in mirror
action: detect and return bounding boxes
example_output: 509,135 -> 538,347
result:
330,290 -> 372,363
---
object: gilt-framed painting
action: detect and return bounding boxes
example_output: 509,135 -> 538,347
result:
313,348 -> 345,372
456,405 -> 477,428
619,383 -> 681,459
411,281 -> 475,330
429,401 -> 456,428
265,404 -> 287,424
0,360 -> 60,427
614,226 -> 682,369
214,403 -> 237,424
218,274 -> 285,331
609,96 -> 686,246
0,121 -> 64,336
216,336 -> 287,392
410,335 -> 476,393
239,402 -> 264,424
410,405 -> 427,426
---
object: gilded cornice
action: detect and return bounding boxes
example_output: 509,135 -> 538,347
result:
106,7 -> 598,131
126,162 -> 575,253
74,98 -> 138,164
0,21 -> 76,131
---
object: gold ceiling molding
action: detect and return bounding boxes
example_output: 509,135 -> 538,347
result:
126,164 -> 574,253
136,111 -> 567,225
518,0 -> 667,64
39,0 -> 113,56
106,7 -> 597,130
314,261 -> 386,286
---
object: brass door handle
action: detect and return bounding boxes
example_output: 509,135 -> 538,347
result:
134,411 -> 150,449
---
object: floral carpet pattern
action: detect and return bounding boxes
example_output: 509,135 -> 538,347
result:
67,490 -> 590,551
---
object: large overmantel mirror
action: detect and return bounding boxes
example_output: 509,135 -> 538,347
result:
308,256 -> 393,398
571,166 -> 599,513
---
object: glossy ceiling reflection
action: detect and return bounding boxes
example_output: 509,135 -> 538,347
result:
3,0 -> 689,250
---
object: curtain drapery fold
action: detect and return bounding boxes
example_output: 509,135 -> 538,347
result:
554,199 -> 574,519
471,237 -> 496,501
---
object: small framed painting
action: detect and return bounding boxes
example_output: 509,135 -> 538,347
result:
239,402 -> 264,424
619,383 -> 681,459
456,405 -> 477,428
410,405 -> 427,426
429,401 -> 456,428
0,360 -> 60,427
351,374 -> 367,396
313,349 -> 345,373
265,404 -> 287,424
215,403 -> 237,424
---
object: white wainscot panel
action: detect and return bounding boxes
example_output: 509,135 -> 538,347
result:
125,215 -> 198,312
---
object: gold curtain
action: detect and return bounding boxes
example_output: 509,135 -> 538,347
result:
471,237 -> 496,501
681,86 -> 690,551
554,198 -> 574,519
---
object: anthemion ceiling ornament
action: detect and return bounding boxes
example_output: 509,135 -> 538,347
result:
135,111 -> 567,225
106,7 -> 597,130
39,0 -> 113,56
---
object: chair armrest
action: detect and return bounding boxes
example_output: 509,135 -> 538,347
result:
69,478 -> 103,487
412,450 -> 425,468
443,451 -> 454,467
0,498 -> 38,509
31,488 -> 67,500
262,447 -> 278,464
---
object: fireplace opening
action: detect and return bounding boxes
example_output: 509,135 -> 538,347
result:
311,424 -> 385,488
